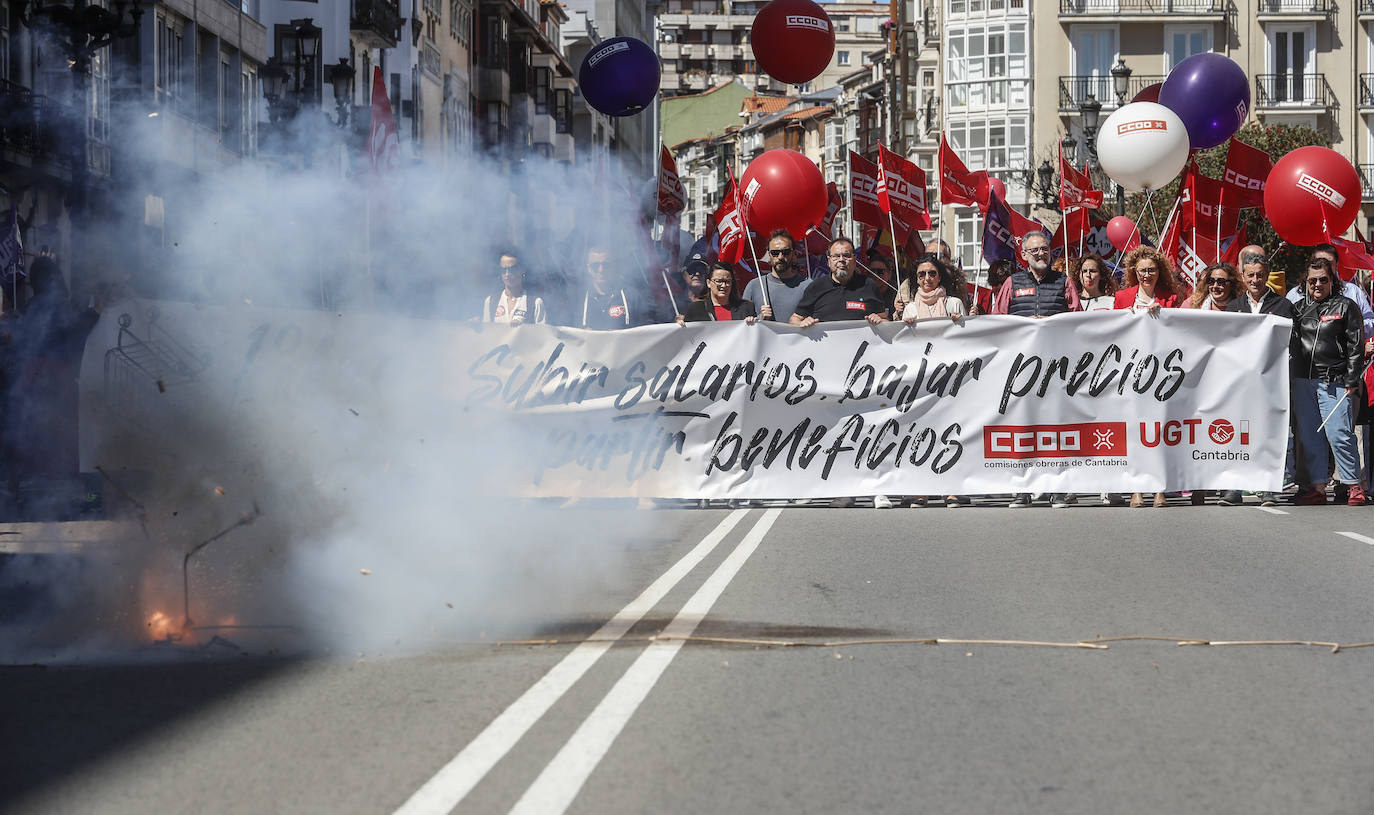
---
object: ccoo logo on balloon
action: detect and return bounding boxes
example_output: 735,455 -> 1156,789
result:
1296,172 -> 1347,208
1117,119 -> 1168,135
785,14 -> 830,31
586,41 -> 629,69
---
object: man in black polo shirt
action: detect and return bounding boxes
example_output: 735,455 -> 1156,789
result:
576,245 -> 650,329
790,237 -> 889,327
791,237 -> 889,509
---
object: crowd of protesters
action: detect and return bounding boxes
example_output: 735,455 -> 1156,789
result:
483,229 -> 1374,509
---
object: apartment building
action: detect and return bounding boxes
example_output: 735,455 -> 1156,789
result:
1037,0 -> 1374,230
658,0 -> 888,99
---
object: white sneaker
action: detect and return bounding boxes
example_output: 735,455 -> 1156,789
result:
874,495 -> 894,509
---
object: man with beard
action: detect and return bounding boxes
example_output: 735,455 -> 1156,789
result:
993,230 -> 1081,509
743,229 -> 811,322
791,236 -> 890,508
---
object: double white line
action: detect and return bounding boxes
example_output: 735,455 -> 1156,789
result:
394,507 -> 784,815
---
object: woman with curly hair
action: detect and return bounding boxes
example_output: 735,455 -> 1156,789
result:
1184,261 -> 1242,311
1114,245 -> 1184,314
1115,246 -> 1183,508
1073,253 -> 1118,311
898,254 -> 966,324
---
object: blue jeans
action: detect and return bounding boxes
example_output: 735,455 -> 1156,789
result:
1293,378 -> 1363,485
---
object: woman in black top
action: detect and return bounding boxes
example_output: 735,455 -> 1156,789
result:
677,262 -> 759,324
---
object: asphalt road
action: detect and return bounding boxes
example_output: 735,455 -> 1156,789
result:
6,500 -> 1374,814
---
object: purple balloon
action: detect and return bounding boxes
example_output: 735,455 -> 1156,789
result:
578,37 -> 660,117
1158,52 -> 1250,150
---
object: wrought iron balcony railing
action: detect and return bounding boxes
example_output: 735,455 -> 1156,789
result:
351,0 -> 403,49
1059,0 -> 1225,13
1058,74 -> 1166,110
1257,0 -> 1333,12
1254,73 -> 1336,108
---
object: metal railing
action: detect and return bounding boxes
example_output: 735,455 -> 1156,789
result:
350,0 -> 404,47
1257,0 -> 1333,12
1059,74 -> 1166,109
1361,74 -> 1374,107
1059,0 -> 1225,12
1360,164 -> 1374,200
1254,73 -> 1336,108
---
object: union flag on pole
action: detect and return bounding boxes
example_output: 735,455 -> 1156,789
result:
938,134 -> 986,208
876,143 -> 932,230
1222,138 -> 1271,210
849,150 -> 886,228
369,66 -> 400,173
1059,146 -> 1104,211
713,180 -> 745,263
657,145 -> 686,216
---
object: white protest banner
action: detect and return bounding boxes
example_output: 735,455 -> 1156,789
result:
79,301 -> 1288,500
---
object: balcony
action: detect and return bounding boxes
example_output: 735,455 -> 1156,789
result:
1256,0 -> 1333,17
682,43 -> 708,59
1362,0 -> 1374,20
1361,73 -> 1374,109
661,41 -> 680,59
1254,73 -> 1336,112
1360,164 -> 1374,201
709,43 -> 744,60
1059,0 -> 1227,20
351,0 -> 404,49
1059,74 -> 1166,110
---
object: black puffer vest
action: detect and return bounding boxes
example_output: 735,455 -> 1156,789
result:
1005,269 -> 1070,317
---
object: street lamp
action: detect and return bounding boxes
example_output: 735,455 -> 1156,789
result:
1060,134 -> 1078,165
326,58 -> 355,127
1079,94 -> 1102,167
1110,57 -> 1133,106
1022,158 -> 1057,209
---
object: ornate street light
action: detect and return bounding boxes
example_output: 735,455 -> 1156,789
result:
326,58 -> 355,128
14,0 -> 144,74
1111,57 -> 1133,106
1079,94 -> 1102,169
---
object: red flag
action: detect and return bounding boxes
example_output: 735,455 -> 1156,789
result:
713,180 -> 745,263
903,225 -> 926,260
1052,208 -> 1092,255
876,143 -> 933,230
1059,145 -> 1104,211
849,150 -> 886,228
1222,138 -> 1271,210
369,67 -> 400,173
939,134 -> 986,208
657,145 -> 686,216
1330,236 -> 1374,282
1222,224 -> 1246,266
1180,163 -> 1238,240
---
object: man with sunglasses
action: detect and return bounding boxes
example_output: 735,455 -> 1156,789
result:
1290,257 -> 1366,505
577,245 -> 649,329
743,229 -> 811,323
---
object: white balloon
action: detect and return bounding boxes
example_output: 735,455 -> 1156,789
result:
1096,102 -> 1191,191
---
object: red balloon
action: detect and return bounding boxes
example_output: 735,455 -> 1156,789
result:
739,149 -> 827,238
1106,216 -> 1141,252
1263,146 -> 1361,246
750,0 -> 835,86
1132,82 -> 1163,104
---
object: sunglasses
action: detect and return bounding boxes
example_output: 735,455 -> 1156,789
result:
916,270 -> 940,278
1308,276 -> 1332,285
1207,278 -> 1232,287
768,248 -> 794,257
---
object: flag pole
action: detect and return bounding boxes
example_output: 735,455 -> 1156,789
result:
661,267 -> 682,317
742,221 -> 771,312
877,145 -> 904,293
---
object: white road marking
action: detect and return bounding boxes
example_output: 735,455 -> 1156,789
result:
1256,506 -> 1289,516
391,509 -> 750,815
508,508 -> 785,815
1334,531 -> 1374,546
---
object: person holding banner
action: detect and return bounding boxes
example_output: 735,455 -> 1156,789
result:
744,230 -> 811,323
481,249 -> 548,325
992,232 -> 1082,318
577,245 -> 650,330
677,262 -> 759,324
1290,257 -> 1367,506
1113,246 -> 1183,314
792,237 -> 891,508
898,256 -> 966,324
1072,254 -> 1117,312
790,237 -> 890,329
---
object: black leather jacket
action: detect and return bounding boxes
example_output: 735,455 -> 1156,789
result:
1290,293 -> 1364,387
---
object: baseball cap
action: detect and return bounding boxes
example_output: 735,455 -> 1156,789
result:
682,251 -> 710,275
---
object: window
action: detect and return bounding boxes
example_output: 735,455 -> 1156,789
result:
837,50 -> 850,66
1164,25 -> 1211,71
481,12 -> 508,70
1268,23 -> 1315,103
836,17 -> 850,31
156,15 -> 185,107
554,88 -> 571,134
534,67 -> 551,113
1071,25 -> 1117,104
241,67 -> 257,154
945,21 -> 1029,110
